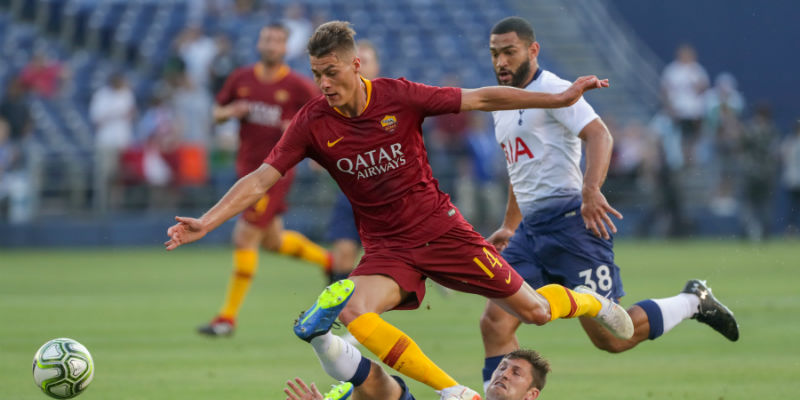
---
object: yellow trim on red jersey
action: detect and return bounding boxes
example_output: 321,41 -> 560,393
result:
333,76 -> 372,117
254,63 -> 290,83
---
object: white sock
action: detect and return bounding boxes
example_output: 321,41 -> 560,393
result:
309,332 -> 363,381
652,293 -> 700,335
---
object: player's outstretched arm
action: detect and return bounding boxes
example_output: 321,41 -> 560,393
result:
460,75 -> 609,112
164,164 -> 282,250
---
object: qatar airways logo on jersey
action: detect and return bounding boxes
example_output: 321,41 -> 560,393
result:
336,143 -> 407,180
246,102 -> 282,127
501,137 -> 534,164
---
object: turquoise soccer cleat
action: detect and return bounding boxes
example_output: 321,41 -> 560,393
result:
294,279 -> 355,342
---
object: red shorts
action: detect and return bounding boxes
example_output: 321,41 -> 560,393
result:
240,168 -> 296,228
349,216 -> 524,310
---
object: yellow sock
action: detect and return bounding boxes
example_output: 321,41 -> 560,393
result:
347,312 -> 458,390
219,249 -> 258,320
536,284 -> 602,321
278,230 -> 331,269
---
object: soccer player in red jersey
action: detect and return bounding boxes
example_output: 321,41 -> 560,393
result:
197,23 -> 333,337
167,21 -> 630,399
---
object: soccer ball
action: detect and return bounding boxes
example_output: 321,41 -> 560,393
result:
32,338 -> 95,399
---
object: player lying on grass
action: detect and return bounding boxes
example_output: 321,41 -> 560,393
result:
284,349 -> 549,400
166,21 -> 631,400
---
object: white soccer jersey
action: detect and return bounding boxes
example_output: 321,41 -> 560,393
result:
492,70 -> 599,212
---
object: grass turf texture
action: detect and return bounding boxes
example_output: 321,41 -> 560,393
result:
2,240 -> 798,399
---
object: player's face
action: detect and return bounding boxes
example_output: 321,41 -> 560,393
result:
257,27 -> 288,65
490,32 -> 538,88
486,358 -> 540,400
357,45 -> 380,80
310,51 -> 362,109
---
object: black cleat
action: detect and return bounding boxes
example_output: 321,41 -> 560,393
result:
682,279 -> 739,341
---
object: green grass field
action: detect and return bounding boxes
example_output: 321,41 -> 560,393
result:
2,240 -> 799,399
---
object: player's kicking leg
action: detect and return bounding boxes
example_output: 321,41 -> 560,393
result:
579,279 -> 739,352
294,279 -> 468,400
297,276 -> 480,400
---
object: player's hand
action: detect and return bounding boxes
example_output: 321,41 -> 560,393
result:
284,378 -> 323,400
164,216 -> 208,251
488,227 -> 515,252
561,76 -> 609,106
229,100 -> 250,119
580,187 -> 622,240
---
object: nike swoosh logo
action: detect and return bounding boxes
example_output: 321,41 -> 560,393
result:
505,271 -> 512,284
327,137 -> 344,147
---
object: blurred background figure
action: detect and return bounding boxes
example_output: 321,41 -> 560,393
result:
661,44 -> 709,165
705,72 -> 745,216
781,121 -> 800,235
282,3 -> 312,63
89,72 -> 136,212
19,48 -> 67,98
738,103 -> 779,241
176,24 -> 217,91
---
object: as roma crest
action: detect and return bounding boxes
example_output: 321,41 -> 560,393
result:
380,115 -> 397,133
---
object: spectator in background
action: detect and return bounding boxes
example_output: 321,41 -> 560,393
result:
19,49 -> 67,98
661,44 -> 709,164
705,73 -> 745,216
209,34 -> 238,95
427,74 -> 471,201
0,117 -> 32,223
781,122 -> 800,235
176,24 -> 218,90
134,89 -> 179,188
739,104 -> 779,241
282,3 -> 312,62
461,112 -> 506,234
89,72 -> 137,212
19,50 -> 67,98
642,112 -> 689,237
171,69 -> 214,148
0,79 -> 33,145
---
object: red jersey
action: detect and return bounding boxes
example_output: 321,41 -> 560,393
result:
216,64 -> 318,177
265,77 -> 463,249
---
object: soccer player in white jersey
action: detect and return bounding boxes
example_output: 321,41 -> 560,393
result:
479,17 -> 740,389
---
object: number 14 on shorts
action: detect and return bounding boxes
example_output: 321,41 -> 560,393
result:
579,265 -> 613,292
474,247 -> 511,283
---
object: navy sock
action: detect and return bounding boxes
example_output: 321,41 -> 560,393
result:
348,356 -> 372,387
635,299 -> 664,340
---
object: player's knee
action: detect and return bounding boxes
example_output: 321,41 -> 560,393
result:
262,238 -> 281,252
338,301 -> 365,326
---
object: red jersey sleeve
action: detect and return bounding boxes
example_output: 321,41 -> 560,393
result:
396,78 -> 462,117
215,68 -> 240,105
263,110 -> 311,175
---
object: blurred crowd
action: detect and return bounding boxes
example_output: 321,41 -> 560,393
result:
602,44 -> 800,239
1,2 -> 799,240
